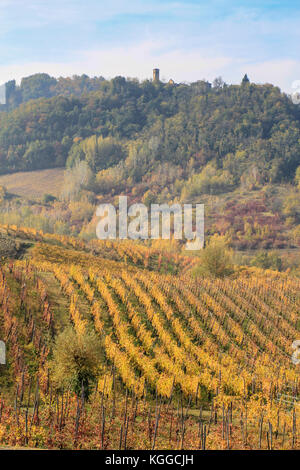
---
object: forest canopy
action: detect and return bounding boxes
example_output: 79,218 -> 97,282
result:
0,73 -> 299,191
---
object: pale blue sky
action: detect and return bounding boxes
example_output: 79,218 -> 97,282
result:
0,0 -> 299,91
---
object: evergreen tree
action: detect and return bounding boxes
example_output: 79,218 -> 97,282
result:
242,74 -> 250,85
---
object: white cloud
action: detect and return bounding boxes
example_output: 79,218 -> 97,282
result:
0,1 -> 299,93
0,40 -> 232,85
0,0 -> 191,31
0,41 -> 299,93
241,59 -> 300,92
81,42 -> 233,82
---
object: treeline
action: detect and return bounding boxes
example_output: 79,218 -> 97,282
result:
1,73 -> 106,109
0,73 -> 300,189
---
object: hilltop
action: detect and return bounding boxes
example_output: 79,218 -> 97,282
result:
0,73 -> 299,183
0,73 -> 299,259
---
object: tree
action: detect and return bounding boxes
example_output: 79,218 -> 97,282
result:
84,136 -> 126,172
23,140 -> 56,170
242,74 -> 250,85
283,192 -> 300,224
193,235 -> 234,278
0,185 -> 7,203
181,163 -> 235,198
61,160 -> 94,201
51,327 -> 102,399
250,251 -> 282,271
213,76 -> 224,89
66,135 -> 126,172
42,193 -> 56,204
20,73 -> 56,101
296,166 -> 300,189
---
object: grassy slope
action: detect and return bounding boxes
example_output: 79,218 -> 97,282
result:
0,168 -> 65,199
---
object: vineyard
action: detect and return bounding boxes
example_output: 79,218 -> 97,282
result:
0,224 -> 299,449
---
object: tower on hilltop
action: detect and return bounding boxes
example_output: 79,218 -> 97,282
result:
153,68 -> 160,83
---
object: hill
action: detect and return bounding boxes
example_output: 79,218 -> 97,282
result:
0,74 -> 299,188
0,226 -> 299,449
0,74 -> 299,257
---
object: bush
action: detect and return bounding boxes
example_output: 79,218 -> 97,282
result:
51,327 -> 102,399
42,193 -> 56,204
193,235 -> 234,278
182,164 -> 235,199
250,251 -> 283,271
295,166 -> 300,189
0,185 -> 7,203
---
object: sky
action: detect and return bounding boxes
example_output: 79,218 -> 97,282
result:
0,0 -> 299,92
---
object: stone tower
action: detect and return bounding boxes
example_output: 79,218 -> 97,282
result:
153,68 -> 160,83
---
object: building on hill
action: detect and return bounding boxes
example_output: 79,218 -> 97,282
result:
152,69 -> 176,85
153,68 -> 160,82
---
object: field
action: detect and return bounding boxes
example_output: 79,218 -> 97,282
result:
0,168 -> 65,199
0,224 -> 299,450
